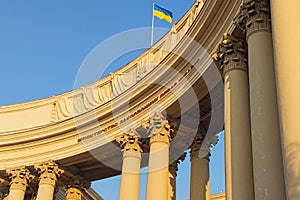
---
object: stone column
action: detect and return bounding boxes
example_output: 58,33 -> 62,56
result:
6,167 -> 34,200
216,33 -> 255,200
146,112 -> 172,200
116,129 -> 142,200
35,160 -> 64,200
65,177 -> 90,200
189,133 -> 210,200
168,162 -> 177,200
66,188 -> 81,200
270,0 -> 300,198
168,153 -> 186,200
236,1 -> 286,199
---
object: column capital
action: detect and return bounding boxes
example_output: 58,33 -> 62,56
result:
65,176 -> 90,190
66,187 -> 81,200
35,160 -> 64,187
236,0 -> 271,38
190,132 -> 206,160
148,112 -> 172,144
215,33 -> 248,75
65,177 -> 90,200
116,129 -> 142,159
6,166 -> 34,192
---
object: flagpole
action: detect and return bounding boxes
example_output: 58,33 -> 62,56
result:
151,3 -> 154,46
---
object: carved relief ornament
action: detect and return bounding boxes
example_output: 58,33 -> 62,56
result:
215,33 -> 248,75
34,160 -> 64,187
236,0 -> 271,37
116,129 -> 142,158
148,112 -> 172,144
6,167 -> 34,191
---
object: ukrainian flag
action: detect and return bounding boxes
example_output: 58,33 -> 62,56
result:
154,4 -> 173,23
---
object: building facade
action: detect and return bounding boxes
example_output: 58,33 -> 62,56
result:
0,0 -> 299,199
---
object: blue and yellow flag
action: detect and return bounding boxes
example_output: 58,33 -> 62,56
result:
154,4 -> 173,23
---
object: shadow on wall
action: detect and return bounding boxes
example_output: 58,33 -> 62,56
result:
286,142 -> 300,199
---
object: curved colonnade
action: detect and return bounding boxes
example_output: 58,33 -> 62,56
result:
1,0 -> 299,199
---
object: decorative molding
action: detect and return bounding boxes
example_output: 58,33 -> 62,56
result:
6,167 -> 34,192
35,160 -> 64,187
215,33 -> 248,75
236,0 -> 271,38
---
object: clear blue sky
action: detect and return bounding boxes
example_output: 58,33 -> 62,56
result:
0,1 -> 225,199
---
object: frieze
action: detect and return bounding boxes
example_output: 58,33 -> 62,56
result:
48,1 -> 203,123
77,66 -> 193,142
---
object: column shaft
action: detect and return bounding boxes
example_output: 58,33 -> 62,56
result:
146,141 -> 169,200
248,30 -> 286,200
190,157 -> 210,200
119,152 -> 141,200
168,163 -> 177,200
239,1 -> 286,198
224,70 -> 254,200
271,0 -> 300,198
36,184 -> 55,200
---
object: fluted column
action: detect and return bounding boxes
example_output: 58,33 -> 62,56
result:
117,129 -> 142,200
35,160 -> 64,200
236,1 -> 286,199
189,133 -> 210,200
216,33 -> 254,200
6,167 -> 34,200
270,0 -> 300,198
146,112 -> 172,200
